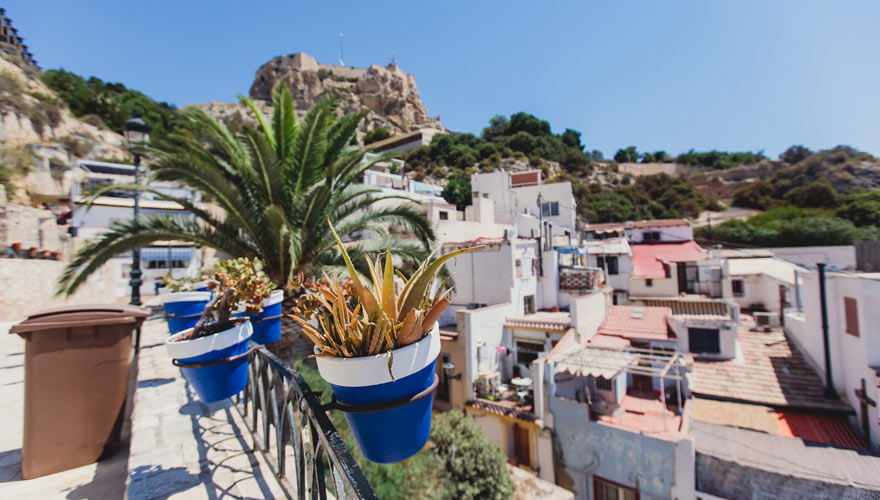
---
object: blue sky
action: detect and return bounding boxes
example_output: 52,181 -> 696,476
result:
8,1 -> 880,158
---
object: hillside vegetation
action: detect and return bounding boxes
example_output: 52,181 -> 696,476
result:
697,145 -> 880,246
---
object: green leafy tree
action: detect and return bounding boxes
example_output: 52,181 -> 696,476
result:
582,192 -> 641,222
837,192 -> 880,227
57,83 -> 434,295
442,176 -> 472,211
614,146 -> 639,163
732,181 -> 773,209
430,410 -> 514,500
363,127 -> 392,145
561,128 -> 584,151
783,181 -> 838,208
779,144 -> 812,164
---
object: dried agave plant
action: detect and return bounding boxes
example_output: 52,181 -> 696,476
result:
289,217 -> 483,359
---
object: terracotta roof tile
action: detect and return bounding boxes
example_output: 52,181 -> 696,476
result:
693,329 -> 853,412
598,305 -> 673,341
631,241 -> 707,278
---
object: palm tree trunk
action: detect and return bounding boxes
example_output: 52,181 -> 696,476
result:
266,294 -> 316,366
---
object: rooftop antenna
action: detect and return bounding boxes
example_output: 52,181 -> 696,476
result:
391,50 -> 397,67
339,32 -> 344,66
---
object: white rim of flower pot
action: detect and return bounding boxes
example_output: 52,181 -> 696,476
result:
264,289 -> 284,307
233,289 -> 284,314
165,320 -> 253,360
191,280 -> 210,289
315,323 -> 440,387
162,291 -> 212,304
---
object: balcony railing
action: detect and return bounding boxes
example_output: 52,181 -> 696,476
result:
233,345 -> 378,500
558,266 -> 604,291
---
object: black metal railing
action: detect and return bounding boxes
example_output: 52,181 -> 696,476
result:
233,345 -> 378,500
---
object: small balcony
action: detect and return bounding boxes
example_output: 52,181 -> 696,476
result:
558,266 -> 605,292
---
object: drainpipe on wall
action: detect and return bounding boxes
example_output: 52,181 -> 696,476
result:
817,263 -> 837,399
794,269 -> 803,312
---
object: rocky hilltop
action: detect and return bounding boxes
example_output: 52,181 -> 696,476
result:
248,53 -> 444,135
0,50 -> 126,202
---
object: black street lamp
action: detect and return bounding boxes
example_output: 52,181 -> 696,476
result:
124,117 -> 151,306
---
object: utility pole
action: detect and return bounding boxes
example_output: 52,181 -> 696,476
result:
817,263 -> 837,399
339,32 -> 344,66
537,193 -> 544,276
707,213 -> 713,242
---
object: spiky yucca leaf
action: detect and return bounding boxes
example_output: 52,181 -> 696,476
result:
288,218 -> 483,358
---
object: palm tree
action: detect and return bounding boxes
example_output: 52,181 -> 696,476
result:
57,82 -> 434,296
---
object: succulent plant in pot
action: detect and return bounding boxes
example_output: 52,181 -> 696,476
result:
164,257 -> 275,403
288,218 -> 483,463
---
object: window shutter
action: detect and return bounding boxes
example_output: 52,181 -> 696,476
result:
844,297 -> 859,337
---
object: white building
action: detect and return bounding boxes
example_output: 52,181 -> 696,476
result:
71,160 -> 203,297
785,270 -> 880,448
724,250 -> 806,313
585,219 -> 694,244
471,170 -> 577,239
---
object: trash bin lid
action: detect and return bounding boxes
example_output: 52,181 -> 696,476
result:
10,304 -> 151,334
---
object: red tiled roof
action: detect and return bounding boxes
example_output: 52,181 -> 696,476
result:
640,298 -> 732,320
777,411 -> 867,449
598,305 -> 673,341
585,333 -> 631,350
693,330 -> 854,412
632,241 -> 707,278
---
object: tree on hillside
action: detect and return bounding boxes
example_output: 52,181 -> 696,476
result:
732,181 -> 773,209
430,410 -> 514,500
783,181 -> 838,208
363,127 -> 392,145
442,176 -> 472,211
614,146 -> 639,163
561,128 -> 584,151
779,144 -> 812,164
58,82 -> 434,297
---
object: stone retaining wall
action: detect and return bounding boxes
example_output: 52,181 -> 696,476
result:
0,258 -> 119,320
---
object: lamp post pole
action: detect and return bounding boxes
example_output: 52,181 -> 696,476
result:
130,150 -> 142,306
124,117 -> 151,307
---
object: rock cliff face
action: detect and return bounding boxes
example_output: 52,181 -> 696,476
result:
248,52 -> 445,135
0,51 -> 127,202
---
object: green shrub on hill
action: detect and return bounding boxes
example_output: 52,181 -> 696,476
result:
41,68 -> 188,139
697,206 -> 880,247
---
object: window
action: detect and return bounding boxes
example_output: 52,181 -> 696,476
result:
732,279 -> 745,297
643,231 -> 661,243
540,201 -> 559,217
645,279 -> 653,287
688,328 -> 721,355
523,295 -> 536,314
516,340 -> 545,365
596,256 -> 619,275
844,297 -> 859,337
438,210 -> 449,220
595,376 -> 613,391
594,476 -> 639,500
515,259 -> 523,278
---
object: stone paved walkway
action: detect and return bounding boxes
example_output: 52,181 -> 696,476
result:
0,308 -> 285,500
126,313 -> 285,500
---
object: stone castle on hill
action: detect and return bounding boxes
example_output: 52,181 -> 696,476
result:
248,52 -> 445,135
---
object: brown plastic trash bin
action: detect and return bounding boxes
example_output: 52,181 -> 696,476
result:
10,304 -> 150,479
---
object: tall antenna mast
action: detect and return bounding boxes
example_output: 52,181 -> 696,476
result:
339,32 -> 344,65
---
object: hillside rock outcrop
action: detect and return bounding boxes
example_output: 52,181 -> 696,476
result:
247,52 -> 445,135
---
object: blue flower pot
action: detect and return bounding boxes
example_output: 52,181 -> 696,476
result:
316,325 -> 440,464
165,321 -> 253,403
162,292 -> 211,334
234,290 -> 283,345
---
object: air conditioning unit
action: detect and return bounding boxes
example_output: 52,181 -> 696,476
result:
753,312 -> 779,329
